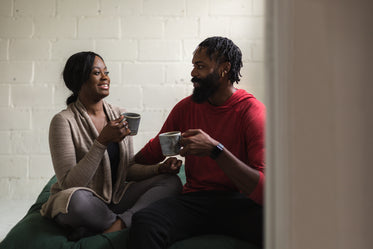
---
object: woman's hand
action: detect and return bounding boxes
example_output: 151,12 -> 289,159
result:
158,157 -> 182,174
96,115 -> 131,146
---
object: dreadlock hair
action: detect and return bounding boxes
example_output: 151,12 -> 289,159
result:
197,36 -> 243,84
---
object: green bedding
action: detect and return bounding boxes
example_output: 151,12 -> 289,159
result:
0,173 -> 260,249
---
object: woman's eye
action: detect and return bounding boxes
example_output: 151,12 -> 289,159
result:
93,71 -> 100,75
104,71 -> 109,75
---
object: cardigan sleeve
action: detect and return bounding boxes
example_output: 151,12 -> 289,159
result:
49,113 -> 107,189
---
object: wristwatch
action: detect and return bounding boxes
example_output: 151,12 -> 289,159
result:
210,143 -> 224,159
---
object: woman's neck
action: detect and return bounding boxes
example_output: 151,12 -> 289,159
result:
78,96 -> 104,116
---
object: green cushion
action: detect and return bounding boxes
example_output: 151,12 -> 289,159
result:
0,171 -> 259,249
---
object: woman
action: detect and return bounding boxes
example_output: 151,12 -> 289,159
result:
40,51 -> 182,240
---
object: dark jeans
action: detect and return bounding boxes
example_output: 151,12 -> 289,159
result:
128,191 -> 263,249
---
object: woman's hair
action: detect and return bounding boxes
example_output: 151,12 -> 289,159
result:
197,36 -> 243,84
63,51 -> 104,105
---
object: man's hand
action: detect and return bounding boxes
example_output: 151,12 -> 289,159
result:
158,157 -> 182,174
179,129 -> 219,157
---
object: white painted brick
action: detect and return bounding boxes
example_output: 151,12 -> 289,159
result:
182,39 -> 200,61
9,178 -> 47,200
0,179 -> 10,199
0,132 -> 11,153
139,110 -> 168,132
210,0 -> 253,16
10,131 -> 48,154
51,39 -> 94,60
164,18 -> 199,38
139,40 -> 182,61
95,40 -> 137,61
200,17 -> 231,38
78,17 -> 120,39
143,0 -> 185,16
58,0 -> 99,16
53,85 -> 70,107
10,39 -> 50,60
240,61 -> 264,99
31,108 -> 56,130
0,86 -> 10,106
0,39 -> 8,59
143,85 -> 186,109
241,62 -> 264,84
0,17 -> 33,38
0,108 -> 31,130
234,40 -> 253,62
122,17 -> 163,38
29,156 -> 54,179
0,0 -> 12,16
165,63 -> 192,85
0,156 -> 28,178
186,0 -> 209,17
252,41 -> 264,61
106,85 -> 142,110
34,17 -> 76,38
98,0 -> 142,16
0,62 -> 33,83
122,63 -> 164,85
231,17 -> 264,39
103,61 -> 121,86
34,61 -> 64,83
14,0 -> 55,16
12,85 -> 53,107
253,0 -> 265,16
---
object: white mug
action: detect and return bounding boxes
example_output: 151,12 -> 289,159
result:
159,131 -> 181,156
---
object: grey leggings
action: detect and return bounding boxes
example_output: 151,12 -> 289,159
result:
55,174 -> 182,232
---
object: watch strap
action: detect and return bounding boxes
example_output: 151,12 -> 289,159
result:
210,143 -> 224,159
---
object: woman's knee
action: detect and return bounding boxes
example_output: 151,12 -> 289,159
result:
67,190 -> 95,216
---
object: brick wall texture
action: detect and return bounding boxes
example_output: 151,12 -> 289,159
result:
0,0 -> 265,200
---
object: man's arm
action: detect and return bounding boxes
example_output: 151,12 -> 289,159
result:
180,129 -> 261,197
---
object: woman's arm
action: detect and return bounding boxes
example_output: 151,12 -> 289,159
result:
49,114 -> 107,189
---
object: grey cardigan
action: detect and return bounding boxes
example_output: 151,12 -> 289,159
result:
41,99 -> 159,218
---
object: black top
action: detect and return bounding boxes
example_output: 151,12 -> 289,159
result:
106,142 -> 120,185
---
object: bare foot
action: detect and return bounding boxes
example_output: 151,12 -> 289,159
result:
103,219 -> 126,233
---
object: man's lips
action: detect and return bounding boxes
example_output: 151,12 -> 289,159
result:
191,77 -> 201,88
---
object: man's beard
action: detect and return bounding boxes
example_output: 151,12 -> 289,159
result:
191,71 -> 220,103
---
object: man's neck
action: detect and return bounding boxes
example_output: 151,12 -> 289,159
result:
208,84 -> 236,106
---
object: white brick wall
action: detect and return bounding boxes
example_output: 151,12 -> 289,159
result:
0,0 -> 265,200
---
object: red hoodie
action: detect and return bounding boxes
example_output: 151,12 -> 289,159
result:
140,89 -> 265,205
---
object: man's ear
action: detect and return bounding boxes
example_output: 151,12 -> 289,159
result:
219,62 -> 231,75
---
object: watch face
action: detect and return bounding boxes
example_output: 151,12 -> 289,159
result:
210,143 -> 224,159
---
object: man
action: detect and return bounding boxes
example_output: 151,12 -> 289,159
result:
129,36 -> 265,248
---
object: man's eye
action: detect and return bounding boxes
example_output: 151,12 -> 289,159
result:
104,71 -> 109,75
